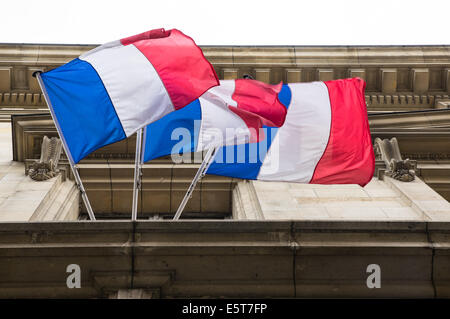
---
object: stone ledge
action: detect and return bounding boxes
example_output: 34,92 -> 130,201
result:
0,220 -> 448,298
1,44 -> 449,66
383,176 -> 450,221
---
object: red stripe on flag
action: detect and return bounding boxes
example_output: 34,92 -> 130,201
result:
310,78 -> 375,187
120,28 -> 171,45
229,79 -> 287,142
121,28 -> 219,109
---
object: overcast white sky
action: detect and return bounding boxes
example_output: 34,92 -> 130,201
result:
2,0 -> 449,45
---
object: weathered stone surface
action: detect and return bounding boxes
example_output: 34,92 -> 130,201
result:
317,69 -> 334,81
232,180 -> 263,219
384,176 -> 450,221
222,68 -> 238,80
0,220 -> 447,298
28,135 -> 62,181
0,167 -> 78,221
237,177 -> 449,222
254,68 -> 270,83
110,289 -> 159,299
374,137 -> 416,182
412,68 -> 430,94
0,67 -> 11,91
286,69 -> 302,83
380,68 -> 397,93
349,69 -> 365,80
0,122 -> 78,221
446,69 -> 450,93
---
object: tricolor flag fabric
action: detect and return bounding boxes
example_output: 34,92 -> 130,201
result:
40,28 -> 219,164
142,79 -> 289,162
143,78 -> 375,187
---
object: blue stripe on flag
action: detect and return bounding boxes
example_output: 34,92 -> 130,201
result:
41,58 -> 126,163
206,84 -> 292,179
278,83 -> 292,109
142,99 -> 201,162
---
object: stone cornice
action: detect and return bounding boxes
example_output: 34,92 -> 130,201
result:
369,109 -> 450,128
0,220 -> 449,298
0,44 -> 93,65
1,44 -> 449,115
0,44 -> 449,67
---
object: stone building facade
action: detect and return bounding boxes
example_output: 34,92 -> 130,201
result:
0,44 -> 449,298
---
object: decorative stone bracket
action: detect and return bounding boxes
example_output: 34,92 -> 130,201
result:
27,136 -> 62,181
93,270 -> 173,298
374,137 -> 416,182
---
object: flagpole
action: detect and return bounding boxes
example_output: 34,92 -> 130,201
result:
131,128 -> 143,221
34,71 -> 96,221
173,146 -> 218,220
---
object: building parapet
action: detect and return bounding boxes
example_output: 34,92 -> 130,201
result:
0,220 -> 448,298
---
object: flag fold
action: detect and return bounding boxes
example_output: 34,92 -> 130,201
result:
142,79 -> 289,162
143,78 -> 375,187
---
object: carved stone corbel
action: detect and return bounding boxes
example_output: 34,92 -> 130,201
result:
374,137 -> 416,182
28,136 -> 63,181
108,289 -> 160,299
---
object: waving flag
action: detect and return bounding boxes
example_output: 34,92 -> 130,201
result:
143,78 -> 374,187
141,79 -> 289,162
39,28 -> 219,164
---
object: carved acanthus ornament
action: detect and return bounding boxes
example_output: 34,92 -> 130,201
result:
28,136 -> 62,181
374,137 -> 416,182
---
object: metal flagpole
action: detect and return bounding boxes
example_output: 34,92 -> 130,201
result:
34,71 -> 96,221
173,146 -> 218,220
131,128 -> 143,221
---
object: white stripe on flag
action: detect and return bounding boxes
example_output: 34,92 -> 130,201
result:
80,43 -> 174,136
197,80 -> 250,150
257,82 -> 332,182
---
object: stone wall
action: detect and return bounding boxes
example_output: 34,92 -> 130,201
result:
0,220 -> 448,298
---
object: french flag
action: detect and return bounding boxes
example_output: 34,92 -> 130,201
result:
143,78 -> 375,187
142,79 -> 288,161
40,28 -> 219,164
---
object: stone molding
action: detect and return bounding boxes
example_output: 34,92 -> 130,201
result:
1,45 -> 449,116
1,44 -> 449,67
231,180 -> 263,220
369,108 -> 450,129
